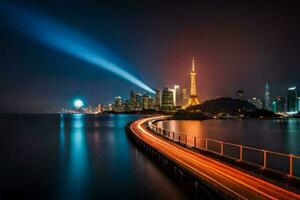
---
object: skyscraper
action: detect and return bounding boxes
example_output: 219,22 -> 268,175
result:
95,104 -> 103,113
135,93 -> 142,110
142,92 -> 150,109
161,87 -> 174,111
175,86 -> 182,106
182,88 -> 188,105
272,101 -> 277,113
276,96 -> 286,113
129,91 -> 136,108
148,97 -> 155,110
183,58 -> 201,109
264,83 -> 271,110
154,89 -> 161,111
113,96 -> 123,112
287,86 -> 297,113
298,97 -> 300,112
103,104 -> 113,111
173,85 -> 180,106
124,99 -> 131,111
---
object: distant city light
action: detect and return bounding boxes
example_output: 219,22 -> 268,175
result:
288,86 -> 296,90
74,99 -> 84,109
286,111 -> 298,115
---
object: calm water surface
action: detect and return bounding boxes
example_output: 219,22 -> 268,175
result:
158,119 -> 300,176
0,114 -> 186,199
157,119 -> 300,155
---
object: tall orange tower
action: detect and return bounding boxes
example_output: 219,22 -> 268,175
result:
183,57 -> 201,109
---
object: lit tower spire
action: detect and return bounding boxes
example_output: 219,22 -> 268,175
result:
190,57 -> 197,96
183,57 -> 201,109
192,57 -> 195,71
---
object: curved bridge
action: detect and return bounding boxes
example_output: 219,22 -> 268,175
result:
129,116 -> 300,199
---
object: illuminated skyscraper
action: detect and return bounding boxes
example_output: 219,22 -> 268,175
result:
264,83 -> 271,110
272,101 -> 277,113
287,86 -> 297,113
161,87 -> 174,111
154,89 -> 161,111
276,96 -> 286,113
142,92 -> 150,109
173,85 -> 180,106
135,93 -> 142,110
95,104 -> 103,113
183,58 -> 201,109
182,88 -> 188,105
103,104 -> 113,111
298,97 -> 300,112
113,96 -> 123,112
130,91 -> 136,108
148,97 -> 155,110
124,99 -> 131,111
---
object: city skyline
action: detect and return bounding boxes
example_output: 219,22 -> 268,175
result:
63,79 -> 300,115
1,2 -> 300,112
1,2 -> 300,199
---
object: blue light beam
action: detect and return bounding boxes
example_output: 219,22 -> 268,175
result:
2,6 -> 155,93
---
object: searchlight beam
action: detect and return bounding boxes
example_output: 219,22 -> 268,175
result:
2,6 -> 155,93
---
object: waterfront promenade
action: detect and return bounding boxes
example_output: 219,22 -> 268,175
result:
129,116 -> 300,199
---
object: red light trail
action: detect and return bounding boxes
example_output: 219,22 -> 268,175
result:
130,116 -> 300,199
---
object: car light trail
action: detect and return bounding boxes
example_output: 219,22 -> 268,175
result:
130,116 -> 300,200
1,5 -> 155,94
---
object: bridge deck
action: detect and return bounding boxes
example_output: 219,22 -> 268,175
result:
130,117 -> 300,200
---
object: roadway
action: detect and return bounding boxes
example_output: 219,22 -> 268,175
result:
130,116 -> 300,200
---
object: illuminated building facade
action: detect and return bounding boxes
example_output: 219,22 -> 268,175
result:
264,83 -> 271,110
287,86 -> 297,113
272,101 -> 277,113
154,89 -> 161,111
148,97 -> 155,110
248,97 -> 263,109
135,93 -> 142,110
182,88 -> 188,105
142,93 -> 150,109
95,104 -> 103,113
173,85 -> 180,106
298,97 -> 300,112
113,96 -> 123,112
124,99 -> 131,111
130,91 -> 136,108
276,96 -> 286,113
183,58 -> 200,109
103,104 -> 113,111
161,87 -> 174,111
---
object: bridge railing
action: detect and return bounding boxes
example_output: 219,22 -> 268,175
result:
147,120 -> 300,180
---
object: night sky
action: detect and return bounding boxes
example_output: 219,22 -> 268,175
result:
1,1 -> 300,112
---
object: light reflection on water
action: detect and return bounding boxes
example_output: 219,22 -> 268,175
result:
60,114 -> 90,200
2,113 -> 299,198
158,118 -> 300,155
54,114 -> 186,199
286,119 -> 300,155
158,118 -> 300,176
60,114 -> 65,158
0,114 -> 187,199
